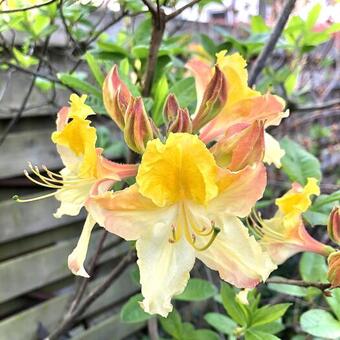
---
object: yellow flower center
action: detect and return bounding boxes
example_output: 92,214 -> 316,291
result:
136,133 -> 218,208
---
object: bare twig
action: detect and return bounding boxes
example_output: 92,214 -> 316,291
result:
295,100 -> 340,112
0,0 -> 57,14
47,250 -> 137,340
166,0 -> 201,21
141,0 -> 157,14
266,278 -> 331,291
249,0 -> 297,86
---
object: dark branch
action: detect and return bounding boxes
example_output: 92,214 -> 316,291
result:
141,0 -> 157,15
266,278 -> 331,291
249,0 -> 297,86
166,0 -> 201,21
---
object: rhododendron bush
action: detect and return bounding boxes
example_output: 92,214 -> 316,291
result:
1,0 -> 339,339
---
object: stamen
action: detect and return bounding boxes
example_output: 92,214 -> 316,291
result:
13,191 -> 56,203
191,227 -> 220,251
24,170 -> 61,189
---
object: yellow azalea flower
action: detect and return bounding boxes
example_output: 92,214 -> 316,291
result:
250,178 -> 334,264
68,94 -> 94,120
16,97 -> 138,277
86,133 -> 276,317
186,51 -> 288,168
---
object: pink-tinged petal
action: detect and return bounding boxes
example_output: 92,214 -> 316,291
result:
196,215 -> 276,288
56,106 -> 70,131
137,222 -> 195,317
186,58 -> 213,113
211,121 -> 265,171
68,214 -> 96,278
86,184 -> 177,241
200,94 -> 287,143
261,217 -> 334,265
208,163 -> 267,217
95,148 -> 138,180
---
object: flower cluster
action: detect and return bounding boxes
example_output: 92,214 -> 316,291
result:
17,52 -> 337,316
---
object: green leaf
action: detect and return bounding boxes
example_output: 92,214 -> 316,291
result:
13,48 -> 38,68
326,288 -> 340,321
200,34 -> 217,55
96,41 -> 128,56
193,329 -> 219,340
299,253 -> 328,282
85,52 -> 105,86
245,330 -> 280,340
175,278 -> 217,302
251,16 -> 270,34
280,137 -> 322,185
204,312 -> 237,335
152,75 -> 168,126
159,309 -> 183,339
57,73 -> 101,98
306,3 -> 321,30
35,77 -> 53,92
284,70 -> 299,95
251,320 -> 285,335
300,309 -> 340,339
220,283 -> 248,326
169,77 -> 196,109
268,281 -> 308,297
251,303 -> 291,327
120,293 -> 151,323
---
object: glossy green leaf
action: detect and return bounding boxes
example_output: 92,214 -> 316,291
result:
245,330 -> 280,340
305,3 -> 321,29
326,288 -> 340,321
57,73 -> 101,98
220,283 -> 248,326
251,15 -> 270,34
299,252 -> 328,282
251,303 -> 291,327
175,278 -> 217,302
280,137 -> 322,185
152,75 -> 169,126
85,52 -> 105,86
204,312 -> 237,335
300,309 -> 340,339
120,293 -> 151,323
268,280 -> 308,297
169,77 -> 196,109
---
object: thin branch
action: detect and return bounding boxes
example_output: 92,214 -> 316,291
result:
59,0 -> 78,49
266,278 -> 331,291
249,0 -> 297,86
165,0 -> 201,21
295,100 -> 340,112
141,0 -> 157,15
0,0 -> 57,14
47,250 -> 137,340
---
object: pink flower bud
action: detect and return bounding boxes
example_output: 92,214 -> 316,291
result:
327,207 -> 340,245
103,65 -> 131,130
328,251 -> 340,288
192,66 -> 227,132
124,97 -> 153,154
163,93 -> 180,123
168,108 -> 192,134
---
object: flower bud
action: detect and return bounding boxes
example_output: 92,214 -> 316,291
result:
168,108 -> 192,134
327,207 -> 340,245
124,97 -> 153,154
328,251 -> 340,288
163,93 -> 180,124
103,65 -> 131,130
210,121 -> 265,171
192,65 -> 227,132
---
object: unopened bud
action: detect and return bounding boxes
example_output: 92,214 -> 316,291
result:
103,65 -> 131,130
163,93 -> 180,123
211,121 -> 265,171
328,251 -> 340,288
168,108 -> 192,134
327,207 -> 340,245
192,65 -> 227,132
124,97 -> 153,154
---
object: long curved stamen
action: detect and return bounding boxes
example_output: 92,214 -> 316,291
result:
13,191 -> 57,202
24,170 -> 62,189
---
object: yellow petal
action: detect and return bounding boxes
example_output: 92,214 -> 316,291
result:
137,221 -> 195,317
68,94 -> 94,120
263,133 -> 285,168
52,117 -> 97,178
68,214 -> 96,278
196,215 -> 276,288
136,133 -> 218,207
86,184 -> 177,240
